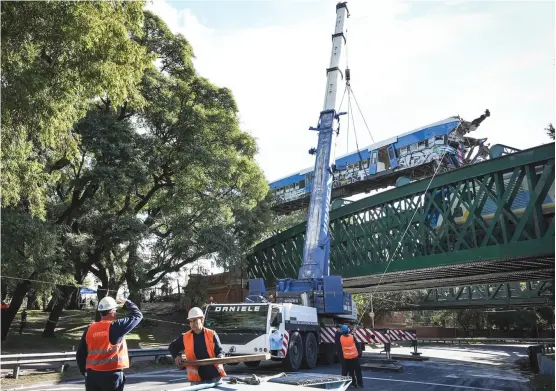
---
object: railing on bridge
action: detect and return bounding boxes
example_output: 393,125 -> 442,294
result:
247,143 -> 555,291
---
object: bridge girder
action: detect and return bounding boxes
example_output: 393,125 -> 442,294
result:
248,143 -> 555,290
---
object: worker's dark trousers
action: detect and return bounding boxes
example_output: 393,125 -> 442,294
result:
343,358 -> 363,387
338,350 -> 346,376
85,369 -> 126,391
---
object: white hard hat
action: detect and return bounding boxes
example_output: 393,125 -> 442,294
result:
98,297 -> 118,311
187,307 -> 204,320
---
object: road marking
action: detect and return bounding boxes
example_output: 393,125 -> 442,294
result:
470,374 -> 528,383
446,373 -> 528,382
362,376 -> 504,391
168,377 -> 190,383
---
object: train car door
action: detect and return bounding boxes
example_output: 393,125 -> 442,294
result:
369,150 -> 378,175
387,145 -> 398,169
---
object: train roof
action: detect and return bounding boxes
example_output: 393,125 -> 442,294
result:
269,116 -> 461,188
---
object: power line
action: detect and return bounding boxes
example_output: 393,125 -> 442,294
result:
1,275 -> 118,293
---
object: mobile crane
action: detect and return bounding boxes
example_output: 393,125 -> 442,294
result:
203,2 -> 357,371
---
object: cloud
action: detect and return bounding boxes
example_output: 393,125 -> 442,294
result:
146,0 -> 554,183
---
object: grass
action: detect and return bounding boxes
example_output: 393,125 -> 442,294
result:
1,303 -> 187,386
1,303 -> 188,354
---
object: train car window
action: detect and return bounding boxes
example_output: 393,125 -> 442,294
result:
400,147 -> 407,155
418,141 -> 425,149
371,153 -> 377,164
388,148 -> 396,160
410,143 -> 418,152
299,180 -> 305,189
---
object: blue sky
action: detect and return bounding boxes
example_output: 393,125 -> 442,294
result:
147,0 -> 555,184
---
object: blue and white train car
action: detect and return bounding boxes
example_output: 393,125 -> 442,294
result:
271,111 -> 492,213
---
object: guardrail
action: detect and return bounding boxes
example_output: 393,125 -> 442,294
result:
1,347 -> 171,380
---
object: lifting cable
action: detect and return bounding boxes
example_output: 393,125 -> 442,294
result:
355,123 -> 462,326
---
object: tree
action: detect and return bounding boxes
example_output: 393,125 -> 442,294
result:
546,123 -> 555,140
353,291 -> 423,327
1,1 -> 151,217
0,208 -> 65,340
40,10 -> 269,334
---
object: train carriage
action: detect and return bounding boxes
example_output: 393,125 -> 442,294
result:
270,111 -> 493,213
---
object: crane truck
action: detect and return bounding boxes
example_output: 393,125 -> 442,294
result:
203,2 -> 397,371
203,2 -> 357,371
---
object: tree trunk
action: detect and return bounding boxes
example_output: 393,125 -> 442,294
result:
45,295 -> 56,312
95,286 -> 109,322
1,274 -> 35,341
125,243 -> 142,309
127,281 -> 142,310
27,291 -> 39,310
42,285 -> 76,337
1,280 -> 8,301
67,290 -> 80,310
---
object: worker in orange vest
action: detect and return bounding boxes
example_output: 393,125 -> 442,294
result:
340,325 -> 363,388
168,307 -> 226,384
1,301 -> 9,309
76,297 -> 142,391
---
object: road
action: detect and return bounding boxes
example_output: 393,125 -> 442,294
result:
2,344 -> 533,391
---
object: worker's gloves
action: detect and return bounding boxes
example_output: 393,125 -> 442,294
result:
175,356 -> 184,368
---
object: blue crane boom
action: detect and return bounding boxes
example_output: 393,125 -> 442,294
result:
298,1 -> 349,281
248,2 -> 355,318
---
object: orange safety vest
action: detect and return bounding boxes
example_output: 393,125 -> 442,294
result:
340,334 -> 359,359
1,304 -> 8,309
85,320 -> 129,371
182,328 -> 226,382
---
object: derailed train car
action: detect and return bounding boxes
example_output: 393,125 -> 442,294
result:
270,110 -> 493,213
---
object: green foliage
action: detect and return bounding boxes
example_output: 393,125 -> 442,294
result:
1,1 -> 151,216
546,123 -> 555,140
1,4 -> 271,335
353,291 -> 423,322
0,208 -> 72,304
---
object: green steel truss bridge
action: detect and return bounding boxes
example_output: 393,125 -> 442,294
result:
247,143 -> 555,308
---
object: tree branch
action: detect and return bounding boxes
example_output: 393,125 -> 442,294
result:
144,250 -> 209,284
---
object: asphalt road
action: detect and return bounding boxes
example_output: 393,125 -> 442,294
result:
2,344 -> 534,391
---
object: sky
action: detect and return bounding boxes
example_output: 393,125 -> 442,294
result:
145,0 -> 555,185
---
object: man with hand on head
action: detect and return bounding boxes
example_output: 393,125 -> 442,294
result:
168,307 -> 226,384
76,296 -> 143,391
